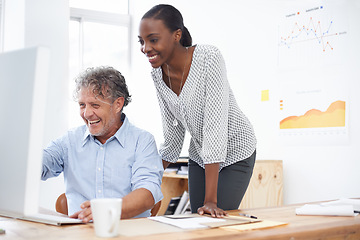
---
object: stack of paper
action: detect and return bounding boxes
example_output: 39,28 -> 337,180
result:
150,216 -> 226,229
296,198 -> 360,217
149,214 -> 258,230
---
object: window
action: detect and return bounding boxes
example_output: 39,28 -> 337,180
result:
70,0 -> 128,14
68,1 -> 130,127
0,0 -> 4,52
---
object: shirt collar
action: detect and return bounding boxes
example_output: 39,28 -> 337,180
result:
151,67 -> 163,83
81,113 -> 128,147
113,113 -> 127,147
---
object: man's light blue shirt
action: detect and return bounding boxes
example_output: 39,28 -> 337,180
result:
42,114 -> 163,218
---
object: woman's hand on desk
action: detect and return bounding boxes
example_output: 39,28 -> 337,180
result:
197,202 -> 228,218
69,200 -> 93,223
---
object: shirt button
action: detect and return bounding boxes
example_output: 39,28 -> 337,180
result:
98,168 -> 101,171
98,190 -> 102,193
100,147 -> 104,150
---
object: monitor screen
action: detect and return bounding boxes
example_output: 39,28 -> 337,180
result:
0,47 -> 50,216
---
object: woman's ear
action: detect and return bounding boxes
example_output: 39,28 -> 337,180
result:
174,29 -> 182,42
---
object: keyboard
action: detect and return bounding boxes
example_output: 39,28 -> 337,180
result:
21,213 -> 84,226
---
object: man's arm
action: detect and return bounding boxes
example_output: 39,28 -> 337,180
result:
120,188 -> 155,219
41,138 -> 66,180
72,188 -> 154,222
72,131 -> 163,222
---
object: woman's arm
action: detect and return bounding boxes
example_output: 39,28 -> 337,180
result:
162,160 -> 171,169
197,163 -> 227,217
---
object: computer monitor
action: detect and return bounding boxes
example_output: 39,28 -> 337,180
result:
0,46 -> 50,217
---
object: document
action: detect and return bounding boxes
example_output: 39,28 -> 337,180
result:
221,220 -> 287,232
295,198 -> 360,217
321,198 -> 360,211
149,214 -> 258,229
150,215 -> 225,229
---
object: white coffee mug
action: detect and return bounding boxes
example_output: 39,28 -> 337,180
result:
90,198 -> 122,238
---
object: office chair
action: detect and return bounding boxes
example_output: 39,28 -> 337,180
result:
151,201 -> 161,216
55,193 -> 68,215
55,193 -> 161,216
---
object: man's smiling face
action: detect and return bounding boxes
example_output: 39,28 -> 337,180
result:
78,87 -> 122,144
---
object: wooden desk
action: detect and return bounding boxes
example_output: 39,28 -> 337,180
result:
1,201 -> 359,239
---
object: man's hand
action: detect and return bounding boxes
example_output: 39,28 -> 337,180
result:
197,202 -> 228,218
69,200 -> 93,223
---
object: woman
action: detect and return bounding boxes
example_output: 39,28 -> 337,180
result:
138,4 -> 257,217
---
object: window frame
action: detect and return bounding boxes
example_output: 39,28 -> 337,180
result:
0,0 -> 4,52
69,7 -> 132,70
68,6 -> 131,128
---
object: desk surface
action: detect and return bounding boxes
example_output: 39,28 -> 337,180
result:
1,201 -> 359,240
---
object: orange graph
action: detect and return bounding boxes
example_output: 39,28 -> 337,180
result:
280,100 -> 345,129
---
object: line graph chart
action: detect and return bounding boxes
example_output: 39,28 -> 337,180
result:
279,17 -> 336,52
276,3 -> 350,145
278,4 -> 348,68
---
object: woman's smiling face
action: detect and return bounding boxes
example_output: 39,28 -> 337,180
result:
138,18 -> 178,68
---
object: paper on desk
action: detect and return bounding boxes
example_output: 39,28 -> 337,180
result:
221,220 -> 287,232
321,198 -> 360,212
118,218 -> 184,237
149,216 -> 226,229
295,204 -> 358,217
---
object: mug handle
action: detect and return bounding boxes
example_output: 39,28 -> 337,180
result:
108,208 -> 117,233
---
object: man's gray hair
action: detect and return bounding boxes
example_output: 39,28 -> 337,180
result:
74,66 -> 131,107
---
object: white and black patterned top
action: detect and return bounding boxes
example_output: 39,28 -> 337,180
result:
151,44 -> 256,170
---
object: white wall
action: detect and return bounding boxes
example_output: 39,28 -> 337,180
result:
3,0 -> 68,210
4,0 -> 359,211
129,0 -> 360,205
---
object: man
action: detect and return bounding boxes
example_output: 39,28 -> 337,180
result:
42,66 -> 163,222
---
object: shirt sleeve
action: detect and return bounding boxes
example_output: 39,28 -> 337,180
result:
41,136 -> 66,180
131,132 -> 164,204
201,47 -> 229,164
156,89 -> 186,163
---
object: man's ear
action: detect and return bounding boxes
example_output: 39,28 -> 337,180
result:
114,97 -> 125,113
